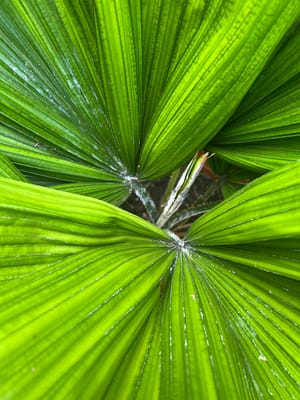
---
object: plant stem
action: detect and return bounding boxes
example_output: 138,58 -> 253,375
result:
166,201 -> 220,229
156,152 -> 209,228
160,168 -> 181,208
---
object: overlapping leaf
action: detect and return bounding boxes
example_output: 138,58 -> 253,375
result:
0,246 -> 175,399
205,157 -> 260,198
0,163 -> 300,398
0,178 -> 174,398
107,249 -> 299,399
94,0 -> 142,172
187,161 -> 300,244
1,1 -> 300,398
0,0 -> 130,203
210,22 -> 300,171
161,253 -> 300,399
1,0 -> 300,185
0,151 -> 26,181
139,1 -> 300,178
0,134 -> 129,203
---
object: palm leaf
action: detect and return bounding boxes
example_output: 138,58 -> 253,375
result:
1,0 -> 300,185
0,245 -> 175,399
187,161 -> 300,244
0,0 -> 129,203
138,1 -> 300,178
205,157 -> 260,198
1,0 -> 300,398
0,136 -> 129,203
0,163 -> 299,398
210,22 -> 300,171
0,151 -> 26,181
94,0 -> 142,172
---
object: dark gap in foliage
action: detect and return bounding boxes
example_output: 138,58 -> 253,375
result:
122,171 -> 223,235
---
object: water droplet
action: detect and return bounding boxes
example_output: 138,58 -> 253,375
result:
258,354 -> 267,361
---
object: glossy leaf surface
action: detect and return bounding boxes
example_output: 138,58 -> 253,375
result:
1,1 -> 300,398
0,152 -> 26,181
1,0 -> 300,182
187,162 -> 300,244
211,23 -> 300,171
0,164 -> 299,398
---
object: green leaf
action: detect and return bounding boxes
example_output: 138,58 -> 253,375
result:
0,178 -> 175,399
139,1 -> 300,178
0,135 -> 129,204
173,253 -> 300,399
0,177 -> 168,273
0,0 -> 112,165
2,1 -> 300,182
1,1 -> 300,398
0,135 -> 120,182
209,138 -> 300,172
103,249 -> 300,399
0,151 -> 26,181
210,23 -> 300,171
187,162 -> 300,245
0,166 -> 300,398
0,178 -> 167,252
181,163 -> 300,399
196,240 -> 300,280
206,156 -> 260,198
52,182 -> 129,205
0,0 -> 131,202
94,0 -> 142,172
140,0 -> 206,134
0,245 -> 175,399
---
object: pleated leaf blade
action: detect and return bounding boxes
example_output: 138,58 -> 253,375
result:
210,22 -> 300,171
